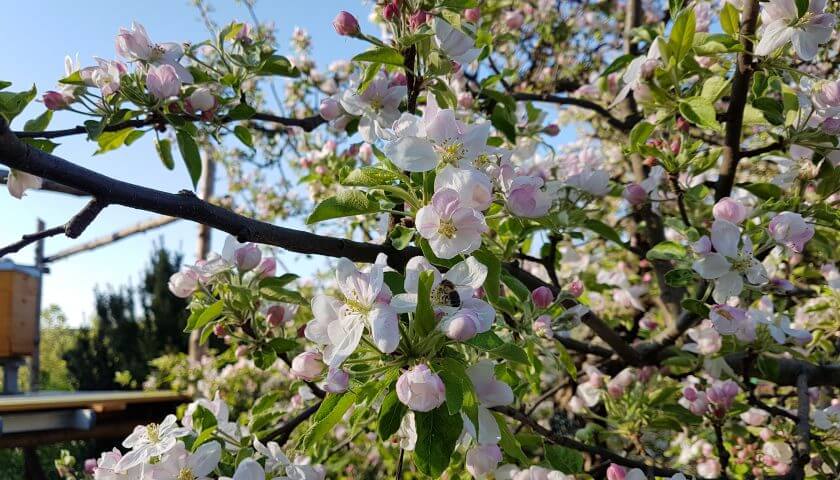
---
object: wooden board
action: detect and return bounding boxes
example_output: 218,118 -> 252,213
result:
0,390 -> 188,413
0,270 -> 38,357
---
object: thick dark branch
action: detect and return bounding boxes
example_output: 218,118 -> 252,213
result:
792,373 -> 811,479
0,117 -> 417,270
554,334 -> 613,358
713,421 -> 731,479
493,406 -> 682,477
0,226 -> 65,258
739,141 -> 784,159
715,0 -> 760,201
511,92 -> 631,132
13,111 -> 325,139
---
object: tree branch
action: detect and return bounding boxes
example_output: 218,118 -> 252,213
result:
12,111 -> 326,139
493,406 -> 682,477
263,401 -> 322,446
792,373 -> 812,479
511,92 -> 631,132
715,0 -> 760,201
0,198 -> 108,258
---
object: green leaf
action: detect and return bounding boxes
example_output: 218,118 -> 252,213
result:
414,406 -> 463,477
701,77 -> 730,103
555,342 -> 577,377
176,130 -> 202,188
23,110 -> 52,132
629,121 -> 655,149
679,96 -> 720,131
668,9 -> 696,62
21,138 -> 59,153
388,225 -> 414,250
738,182 -> 783,200
665,268 -> 695,287
494,413 -> 528,463
491,103 -> 517,142
59,71 -> 86,86
342,167 -> 399,187
721,2 -> 739,35
96,128 -> 139,155
260,274 -> 299,289
156,139 -> 175,170
546,444 -> 584,473
681,298 -> 710,317
466,331 -> 528,365
436,358 -> 473,416
306,190 -> 380,224
752,97 -> 784,125
0,80 -> 12,90
252,392 -> 282,415
602,54 -> 636,77
186,300 -> 224,332
228,103 -> 256,120
414,270 -> 438,337
0,84 -> 36,124
300,392 -> 357,450
472,250 -> 501,303
646,241 -> 687,261
378,389 -> 408,441
267,337 -> 299,354
233,125 -> 253,149
584,219 -> 630,250
257,54 -> 300,77
795,0 -> 809,17
352,47 -> 405,66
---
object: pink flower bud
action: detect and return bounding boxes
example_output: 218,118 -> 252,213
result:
42,91 -> 71,110
396,364 -> 446,412
409,10 -> 429,30
623,183 -> 647,205
213,324 -> 226,337
146,64 -> 181,100
504,11 -> 524,29
186,87 -> 216,113
606,464 -> 627,480
457,92 -> 474,109
255,257 -> 276,278
533,315 -> 552,338
676,116 -> 689,131
542,124 -> 560,136
390,72 -> 407,87
466,444 -> 502,478
333,11 -> 360,36
383,3 -> 398,20
568,280 -> 584,298
235,344 -> 249,358
324,368 -> 350,393
290,351 -> 324,380
266,305 -> 287,327
607,368 -> 634,398
683,386 -> 698,402
168,269 -> 200,298
713,197 -> 748,224
531,286 -> 554,309
234,243 -> 262,272
84,458 -> 97,475
464,8 -> 481,23
319,97 -> 342,120
235,23 -> 253,44
670,137 -> 681,154
443,309 -> 479,341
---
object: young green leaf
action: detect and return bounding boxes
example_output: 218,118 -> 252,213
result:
306,190 -> 380,224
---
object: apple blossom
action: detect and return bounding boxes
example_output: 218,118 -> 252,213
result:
416,188 -> 488,258
504,11 -> 525,29
117,414 -> 190,470
409,10 -> 429,30
435,165 -> 493,211
466,444 -> 502,479
254,257 -> 276,278
340,73 -> 405,142
755,0 -> 836,60
233,243 -> 262,272
147,441 -> 221,480
533,315 -> 553,337
565,169 -> 611,197
606,464 -> 627,480
692,220 -> 768,303
290,351 -> 324,381
324,367 -> 350,393
749,300 -> 812,345
710,304 -> 756,342
116,21 -> 193,82
304,256 -> 398,367
696,458 -> 721,479
623,183 -> 647,205
612,38 -> 662,106
433,19 -> 479,64
396,364 -> 446,412
265,304 -> 296,327
464,7 -> 481,23
683,319 -> 722,354
712,197 -> 748,224
318,97 -> 342,120
740,407 -> 770,426
90,57 -> 125,97
6,169 -> 42,199
146,64 -> 181,100
768,212 -> 814,252
186,87 -> 216,113
607,368 -> 635,398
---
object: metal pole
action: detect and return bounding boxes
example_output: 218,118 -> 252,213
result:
31,219 -> 45,392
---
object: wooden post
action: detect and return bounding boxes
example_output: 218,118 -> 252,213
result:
188,152 -> 215,361
31,219 -> 44,392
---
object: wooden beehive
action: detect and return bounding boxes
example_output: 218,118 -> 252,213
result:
0,263 -> 40,358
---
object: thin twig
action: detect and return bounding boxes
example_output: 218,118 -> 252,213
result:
0,226 -> 65,258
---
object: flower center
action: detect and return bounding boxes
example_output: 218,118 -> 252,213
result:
146,423 -> 160,443
178,468 -> 196,480
729,254 -> 752,273
344,297 -> 371,314
369,97 -> 383,112
437,219 -> 457,238
437,141 -> 466,165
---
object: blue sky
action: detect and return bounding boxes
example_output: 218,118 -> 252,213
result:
0,0 -> 379,326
